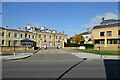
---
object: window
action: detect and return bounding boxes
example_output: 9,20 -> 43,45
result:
8,33 -> 11,37
107,31 -> 112,36
44,35 -> 46,39
49,35 -> 52,39
14,41 -> 17,46
21,34 -> 23,38
100,41 -> 104,44
59,36 -> 61,40
119,30 -> 120,35
100,32 -> 104,36
114,40 -> 117,44
39,34 -> 41,38
2,32 -> 4,37
14,33 -> 18,38
64,37 -> 65,40
29,35 -> 31,39
8,41 -> 11,46
25,34 -> 27,38
56,36 -> 58,39
32,35 -> 34,39
107,40 -> 112,44
2,40 -> 4,45
86,36 -> 88,39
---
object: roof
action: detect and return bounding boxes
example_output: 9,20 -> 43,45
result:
21,38 -> 34,42
93,23 -> 120,29
81,31 -> 91,35
100,19 -> 120,25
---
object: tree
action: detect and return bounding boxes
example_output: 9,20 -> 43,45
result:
74,34 -> 85,44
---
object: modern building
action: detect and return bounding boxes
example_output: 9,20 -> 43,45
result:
91,18 -> 120,50
0,24 -> 67,48
81,27 -> 93,44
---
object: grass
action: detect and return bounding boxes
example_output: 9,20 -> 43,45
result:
75,49 -> 120,56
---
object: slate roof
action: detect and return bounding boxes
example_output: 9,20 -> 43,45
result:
21,38 -> 34,42
81,31 -> 91,35
93,23 -> 120,29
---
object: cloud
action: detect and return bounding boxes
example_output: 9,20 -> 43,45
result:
83,12 -> 118,28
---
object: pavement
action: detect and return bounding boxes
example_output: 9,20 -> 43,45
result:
64,49 -> 120,60
2,49 -> 120,79
0,50 -> 38,60
0,53 -> 33,60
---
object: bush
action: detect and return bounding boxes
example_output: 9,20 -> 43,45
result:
64,42 -> 80,47
64,42 -> 94,48
84,44 -> 94,49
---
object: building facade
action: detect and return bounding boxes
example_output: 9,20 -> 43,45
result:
0,24 -> 67,48
91,18 -> 120,50
81,27 -> 93,44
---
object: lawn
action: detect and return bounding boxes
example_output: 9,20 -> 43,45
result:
75,49 -> 120,55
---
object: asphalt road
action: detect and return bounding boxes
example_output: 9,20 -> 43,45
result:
2,49 -> 120,80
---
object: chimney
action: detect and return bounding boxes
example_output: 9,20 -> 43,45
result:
86,27 -> 89,32
5,26 -> 8,29
102,17 -> 105,22
27,24 -> 31,29
33,27 -> 36,32
49,29 -> 51,32
18,28 -> 21,30
45,28 -> 46,32
23,26 -> 27,31
28,24 -> 30,26
62,31 -> 64,34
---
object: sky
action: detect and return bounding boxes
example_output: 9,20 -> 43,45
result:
1,2 -> 118,38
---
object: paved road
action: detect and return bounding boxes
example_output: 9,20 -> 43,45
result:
2,49 -> 119,80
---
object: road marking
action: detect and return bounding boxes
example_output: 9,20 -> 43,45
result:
56,58 -> 87,80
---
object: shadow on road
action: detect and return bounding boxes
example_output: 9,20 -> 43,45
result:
104,59 -> 120,80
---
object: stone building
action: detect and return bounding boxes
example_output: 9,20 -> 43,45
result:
91,18 -> 120,50
0,24 -> 67,48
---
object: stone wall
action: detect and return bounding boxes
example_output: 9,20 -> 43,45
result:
64,47 -> 80,49
0,46 -> 34,52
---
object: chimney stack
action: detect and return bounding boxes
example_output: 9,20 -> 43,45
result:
23,26 -> 27,31
33,27 -> 36,32
102,17 -> 105,22
5,26 -> 8,29
62,31 -> 64,34
27,24 -> 31,29
86,27 -> 89,32
18,28 -> 21,30
45,28 -> 46,32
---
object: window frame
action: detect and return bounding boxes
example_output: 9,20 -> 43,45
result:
100,32 -> 104,36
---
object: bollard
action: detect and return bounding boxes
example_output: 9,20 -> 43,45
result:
101,52 -> 102,59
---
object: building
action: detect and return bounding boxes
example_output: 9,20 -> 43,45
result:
81,27 -> 93,44
70,27 -> 93,44
0,24 -> 67,48
91,18 -> 120,50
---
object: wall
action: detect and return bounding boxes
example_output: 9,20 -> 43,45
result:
64,47 -> 80,49
91,26 -> 120,50
0,46 -> 34,52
